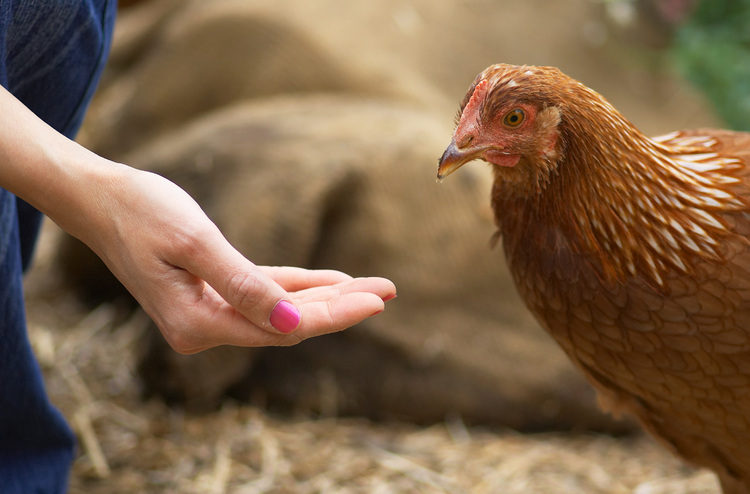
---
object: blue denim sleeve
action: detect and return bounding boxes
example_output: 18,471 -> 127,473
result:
0,0 -> 117,270
0,0 -> 117,137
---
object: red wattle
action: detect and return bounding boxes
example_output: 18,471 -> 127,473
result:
486,150 -> 520,167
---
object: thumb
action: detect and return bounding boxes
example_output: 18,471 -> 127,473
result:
221,267 -> 301,334
178,226 -> 300,334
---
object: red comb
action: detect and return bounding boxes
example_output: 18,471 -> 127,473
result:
459,79 -> 489,128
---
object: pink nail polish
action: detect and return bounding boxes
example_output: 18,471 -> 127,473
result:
382,293 -> 398,302
270,300 -> 301,334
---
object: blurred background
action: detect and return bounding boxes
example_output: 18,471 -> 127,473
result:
25,0 -> 746,492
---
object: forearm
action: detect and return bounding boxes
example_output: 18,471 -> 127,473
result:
0,84 -> 122,241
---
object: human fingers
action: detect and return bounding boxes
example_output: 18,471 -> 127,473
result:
290,276 -> 397,305
294,291 -> 390,335
159,283 -> 387,353
257,266 -> 353,291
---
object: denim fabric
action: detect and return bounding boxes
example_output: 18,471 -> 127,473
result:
0,1 -> 117,492
0,190 -> 77,493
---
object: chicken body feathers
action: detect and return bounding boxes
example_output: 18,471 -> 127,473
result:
505,127 -> 750,494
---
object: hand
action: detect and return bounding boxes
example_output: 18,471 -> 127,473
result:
75,165 -> 397,354
0,86 -> 395,353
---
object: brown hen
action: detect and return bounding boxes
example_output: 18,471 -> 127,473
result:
438,64 -> 750,494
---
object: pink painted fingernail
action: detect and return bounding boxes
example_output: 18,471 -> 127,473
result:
382,293 -> 398,302
270,300 -> 301,334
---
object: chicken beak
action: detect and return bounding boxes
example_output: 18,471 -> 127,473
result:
437,141 -> 480,180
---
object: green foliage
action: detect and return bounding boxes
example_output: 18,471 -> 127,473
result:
672,0 -> 750,130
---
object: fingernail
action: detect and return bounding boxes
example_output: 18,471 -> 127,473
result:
270,300 -> 301,334
382,293 -> 398,302
370,308 -> 384,317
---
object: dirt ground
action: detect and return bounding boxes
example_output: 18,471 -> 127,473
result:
24,0 -> 730,492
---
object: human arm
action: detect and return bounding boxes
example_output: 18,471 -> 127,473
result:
0,85 -> 396,353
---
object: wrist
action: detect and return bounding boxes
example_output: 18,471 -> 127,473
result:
48,158 -> 125,240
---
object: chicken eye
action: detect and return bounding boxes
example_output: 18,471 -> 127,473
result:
503,109 -> 525,128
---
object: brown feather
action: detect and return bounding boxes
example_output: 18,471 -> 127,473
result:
439,64 -> 750,494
